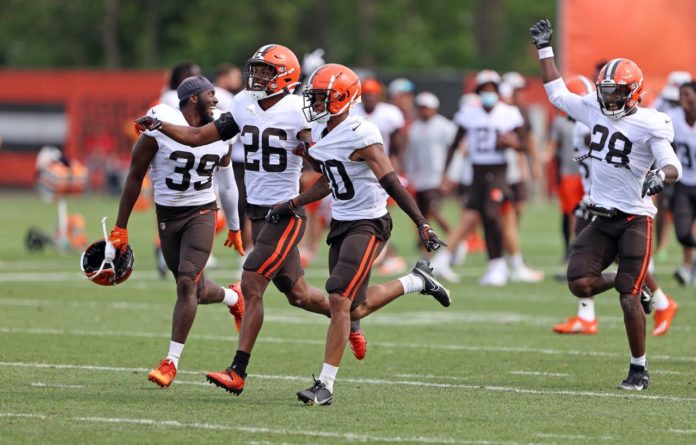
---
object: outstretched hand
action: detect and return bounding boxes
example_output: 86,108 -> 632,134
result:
134,115 -> 163,132
529,19 -> 553,49
418,224 -> 447,252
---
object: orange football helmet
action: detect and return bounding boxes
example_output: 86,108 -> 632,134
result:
244,44 -> 301,100
566,75 -> 595,97
595,58 -> 645,119
361,77 -> 383,96
303,64 -> 361,123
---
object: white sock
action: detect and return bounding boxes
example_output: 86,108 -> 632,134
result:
221,286 -> 239,307
652,287 -> 669,311
630,354 -> 647,369
166,341 -> 185,369
398,273 -> 425,294
319,363 -> 338,392
434,249 -> 453,267
577,298 -> 595,322
509,253 -> 525,270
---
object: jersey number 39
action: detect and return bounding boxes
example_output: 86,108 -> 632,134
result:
166,151 -> 220,191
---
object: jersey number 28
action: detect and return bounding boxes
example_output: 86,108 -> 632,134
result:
589,124 -> 633,168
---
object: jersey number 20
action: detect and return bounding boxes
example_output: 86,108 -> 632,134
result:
319,160 -> 355,200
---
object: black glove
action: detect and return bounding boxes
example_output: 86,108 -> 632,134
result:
642,170 -> 665,197
418,224 -> 447,252
529,19 -> 553,49
265,200 -> 299,224
134,115 -> 163,132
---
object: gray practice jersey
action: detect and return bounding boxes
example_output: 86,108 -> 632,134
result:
550,115 -> 580,176
403,114 -> 457,191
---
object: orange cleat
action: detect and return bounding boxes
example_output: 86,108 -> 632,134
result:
147,359 -> 176,388
206,368 -> 245,395
652,295 -> 678,336
348,330 -> 367,360
553,316 -> 598,335
228,282 -> 244,333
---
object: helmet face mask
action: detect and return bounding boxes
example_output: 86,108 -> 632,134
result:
303,89 -> 331,123
597,83 -> 632,119
595,58 -> 644,120
244,44 -> 300,100
302,64 -> 361,124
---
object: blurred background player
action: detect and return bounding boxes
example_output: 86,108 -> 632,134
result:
403,91 -> 456,253
388,77 -> 418,126
652,71 -> 693,263
432,70 -> 541,285
113,76 -> 245,388
160,62 -> 202,109
212,63 -> 242,112
668,81 -> 696,286
546,75 -> 594,260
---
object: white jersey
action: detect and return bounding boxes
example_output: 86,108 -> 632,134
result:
145,104 -> 230,207
453,102 -> 524,165
545,78 -> 681,217
308,115 -> 388,221
159,90 -> 179,109
352,102 -> 404,156
227,91 -> 308,206
404,114 -> 456,191
572,121 -> 592,193
667,107 -> 696,186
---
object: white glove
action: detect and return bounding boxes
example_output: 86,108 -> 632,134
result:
104,240 -> 116,263
302,48 -> 325,75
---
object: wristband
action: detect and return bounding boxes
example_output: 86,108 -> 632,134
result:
538,47 -> 554,59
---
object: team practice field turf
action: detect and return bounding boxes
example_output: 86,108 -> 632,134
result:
1,192 -> 695,444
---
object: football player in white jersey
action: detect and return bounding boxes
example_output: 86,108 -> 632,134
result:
265,64 -> 450,405
109,76 -> 245,388
135,45 -> 367,396
669,82 -> 696,285
530,19 -> 682,390
431,70 -> 541,286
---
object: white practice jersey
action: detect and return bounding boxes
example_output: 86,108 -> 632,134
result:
228,91 -> 308,206
572,121 -> 592,194
667,107 -> 696,186
352,102 -> 404,156
453,102 -> 524,166
308,115 -> 388,221
145,104 -> 230,207
545,78 -> 681,217
404,114 -> 456,191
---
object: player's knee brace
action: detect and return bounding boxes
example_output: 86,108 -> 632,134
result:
614,273 -> 635,295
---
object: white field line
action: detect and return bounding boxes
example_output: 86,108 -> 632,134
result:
1,361 -> 695,403
2,326 -> 696,364
0,411 -> 549,445
509,371 -> 570,377
535,433 -> 613,441
31,382 -> 86,389
670,429 -> 696,434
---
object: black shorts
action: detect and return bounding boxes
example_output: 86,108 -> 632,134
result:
415,189 -> 443,216
156,201 -> 217,286
508,181 -> 528,203
242,203 -> 306,293
567,212 -> 653,296
671,182 -> 696,248
658,182 -> 675,211
457,184 -> 471,208
325,214 -> 392,305
465,164 -> 511,210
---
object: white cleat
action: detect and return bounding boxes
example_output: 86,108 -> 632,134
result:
510,265 -> 545,283
452,241 -> 469,266
479,260 -> 508,286
430,251 -> 461,283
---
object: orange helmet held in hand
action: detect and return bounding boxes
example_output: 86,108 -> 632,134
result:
595,58 -> 645,119
303,63 -> 361,124
244,44 -> 301,100
566,75 -> 595,97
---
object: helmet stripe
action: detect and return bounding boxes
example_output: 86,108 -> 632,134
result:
605,58 -> 623,82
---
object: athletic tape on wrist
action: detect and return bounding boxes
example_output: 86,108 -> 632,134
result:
538,47 -> 554,59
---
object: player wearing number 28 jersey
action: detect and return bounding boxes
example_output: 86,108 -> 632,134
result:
531,19 -> 681,391
112,76 -> 245,388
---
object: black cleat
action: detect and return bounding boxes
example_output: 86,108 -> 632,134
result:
412,259 -> 451,307
640,284 -> 654,315
296,376 -> 332,406
617,364 -> 649,391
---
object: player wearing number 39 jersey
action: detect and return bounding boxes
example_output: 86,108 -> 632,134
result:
264,64 -> 451,405
530,19 -> 682,391
112,76 -> 245,388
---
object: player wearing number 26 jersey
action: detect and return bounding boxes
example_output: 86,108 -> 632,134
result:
531,19 -> 682,391
112,76 -> 245,388
266,64 -> 450,406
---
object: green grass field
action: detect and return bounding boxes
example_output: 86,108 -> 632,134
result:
1,192 -> 694,445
